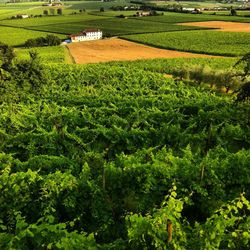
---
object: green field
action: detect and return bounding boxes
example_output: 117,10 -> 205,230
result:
0,13 -> 204,37
0,26 -> 66,46
123,30 -> 250,56
133,11 -> 250,23
15,46 -> 67,64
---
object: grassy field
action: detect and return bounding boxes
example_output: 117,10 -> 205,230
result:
0,14 -> 204,36
123,30 -> 250,56
0,26 -> 66,46
67,0 -> 132,10
0,14 -> 109,28
133,11 -> 250,23
203,10 -> 250,17
15,46 -> 67,64
150,0 -> 243,8
23,18 -> 204,36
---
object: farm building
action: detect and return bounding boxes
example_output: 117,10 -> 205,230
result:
70,29 -> 102,42
13,14 -> 29,19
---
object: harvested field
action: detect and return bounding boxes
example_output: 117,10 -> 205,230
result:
67,38 -> 218,64
178,21 -> 250,32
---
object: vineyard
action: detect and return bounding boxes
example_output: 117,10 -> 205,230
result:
0,1 -> 250,248
123,30 -> 250,56
0,58 -> 250,248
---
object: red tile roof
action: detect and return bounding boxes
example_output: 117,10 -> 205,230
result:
69,29 -> 101,37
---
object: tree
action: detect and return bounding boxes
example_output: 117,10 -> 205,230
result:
0,43 -> 15,71
57,8 -> 62,15
230,8 -> 237,16
13,51 -> 46,91
100,7 -> 104,12
234,53 -> 250,102
46,35 -> 61,46
43,10 -> 48,15
49,8 -> 55,15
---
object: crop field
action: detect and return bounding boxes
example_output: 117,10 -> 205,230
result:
67,0 -> 131,11
15,46 -> 67,64
0,26 -> 66,46
178,21 -> 250,32
0,14 -> 203,36
133,12 -> 250,23
1,2 -> 250,249
67,38 -> 218,64
150,0 -> 242,8
104,57 -> 239,74
123,30 -> 250,56
0,14 -> 109,28
1,61 -> 250,248
25,18 -> 204,36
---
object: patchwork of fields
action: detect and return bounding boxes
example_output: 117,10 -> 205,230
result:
0,1 -> 249,53
178,21 -> 250,32
123,30 -> 250,56
67,38 -> 219,64
1,1 -> 250,249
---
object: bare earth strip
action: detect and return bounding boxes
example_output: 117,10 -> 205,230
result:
178,21 -> 250,32
67,38 -> 218,64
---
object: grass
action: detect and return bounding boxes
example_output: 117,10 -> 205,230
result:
15,45 -> 67,64
122,30 -> 250,57
0,14 -> 109,28
133,12 -> 250,23
29,18 -> 204,36
67,0 -> 131,11
0,26 -> 66,46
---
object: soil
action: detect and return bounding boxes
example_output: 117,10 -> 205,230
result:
178,21 -> 250,32
67,38 -> 218,64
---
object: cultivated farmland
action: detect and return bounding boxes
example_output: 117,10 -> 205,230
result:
0,1 -> 250,249
67,38 -> 219,64
0,26 -> 66,46
178,21 -> 250,32
0,14 -> 203,36
123,30 -> 250,56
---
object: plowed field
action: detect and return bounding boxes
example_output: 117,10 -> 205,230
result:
178,21 -> 250,32
67,38 -> 218,64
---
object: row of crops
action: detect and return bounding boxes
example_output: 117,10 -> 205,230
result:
123,30 -> 250,57
0,57 -> 249,248
0,4 -> 249,51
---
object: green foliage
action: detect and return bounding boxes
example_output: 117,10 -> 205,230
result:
0,43 -> 15,71
25,34 -> 61,48
234,53 -> 250,102
0,55 -> 249,248
193,193 -> 250,249
126,185 -> 188,250
0,26 -> 65,47
123,31 -> 250,56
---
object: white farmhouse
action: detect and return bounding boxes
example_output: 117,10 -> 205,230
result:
70,29 -> 102,42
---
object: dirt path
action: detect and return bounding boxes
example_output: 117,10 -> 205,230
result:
67,38 -> 219,64
178,21 -> 250,32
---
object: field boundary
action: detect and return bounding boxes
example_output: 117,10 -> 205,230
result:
65,45 -> 76,64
